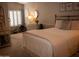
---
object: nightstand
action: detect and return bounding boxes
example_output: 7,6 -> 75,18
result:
37,24 -> 44,29
27,24 -> 44,30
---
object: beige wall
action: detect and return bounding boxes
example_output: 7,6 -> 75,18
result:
24,2 -> 79,29
24,2 -> 60,27
8,2 -> 24,10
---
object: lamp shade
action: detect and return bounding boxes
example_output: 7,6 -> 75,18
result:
34,10 -> 38,19
27,10 -> 38,24
27,10 -> 38,19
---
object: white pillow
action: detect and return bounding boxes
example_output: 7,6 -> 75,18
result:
55,20 -> 63,29
71,21 -> 79,30
55,20 -> 71,30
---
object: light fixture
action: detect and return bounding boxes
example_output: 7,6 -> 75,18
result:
34,10 -> 38,19
27,10 -> 38,24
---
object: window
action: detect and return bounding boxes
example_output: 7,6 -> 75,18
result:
9,10 -> 22,26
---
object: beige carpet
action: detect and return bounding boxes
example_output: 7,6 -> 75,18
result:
0,33 -> 28,57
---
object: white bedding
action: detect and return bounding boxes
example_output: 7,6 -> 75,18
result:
23,28 -> 79,57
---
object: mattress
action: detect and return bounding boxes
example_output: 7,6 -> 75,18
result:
23,28 -> 79,57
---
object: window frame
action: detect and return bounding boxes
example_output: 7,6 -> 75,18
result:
9,10 -> 22,27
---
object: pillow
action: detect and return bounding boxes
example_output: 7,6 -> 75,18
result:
71,21 -> 79,30
55,20 -> 71,30
55,20 -> 63,29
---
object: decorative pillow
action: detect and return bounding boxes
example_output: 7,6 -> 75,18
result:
71,21 -> 79,30
55,20 -> 71,30
55,20 -> 63,29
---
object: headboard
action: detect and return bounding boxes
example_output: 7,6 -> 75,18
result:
55,14 -> 79,30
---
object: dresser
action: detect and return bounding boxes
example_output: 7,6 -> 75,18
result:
0,3 -> 10,48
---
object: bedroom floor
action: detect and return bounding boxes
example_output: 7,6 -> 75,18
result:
0,33 -> 29,57
0,33 -> 79,57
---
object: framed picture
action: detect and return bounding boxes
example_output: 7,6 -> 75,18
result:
65,3 -> 73,11
60,2 -> 79,12
73,3 -> 79,11
59,3 -> 66,11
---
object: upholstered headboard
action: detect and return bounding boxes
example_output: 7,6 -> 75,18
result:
55,14 -> 79,30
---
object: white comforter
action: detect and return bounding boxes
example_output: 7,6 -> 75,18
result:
23,28 -> 79,57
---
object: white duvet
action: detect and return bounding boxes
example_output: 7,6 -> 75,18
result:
23,28 -> 79,57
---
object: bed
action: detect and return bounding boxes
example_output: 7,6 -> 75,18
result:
23,15 -> 79,57
23,28 -> 79,57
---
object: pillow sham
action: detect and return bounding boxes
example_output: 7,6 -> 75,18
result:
55,20 -> 71,30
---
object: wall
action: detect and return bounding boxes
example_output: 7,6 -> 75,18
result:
8,2 -> 24,10
24,2 -> 79,29
24,2 -> 60,27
